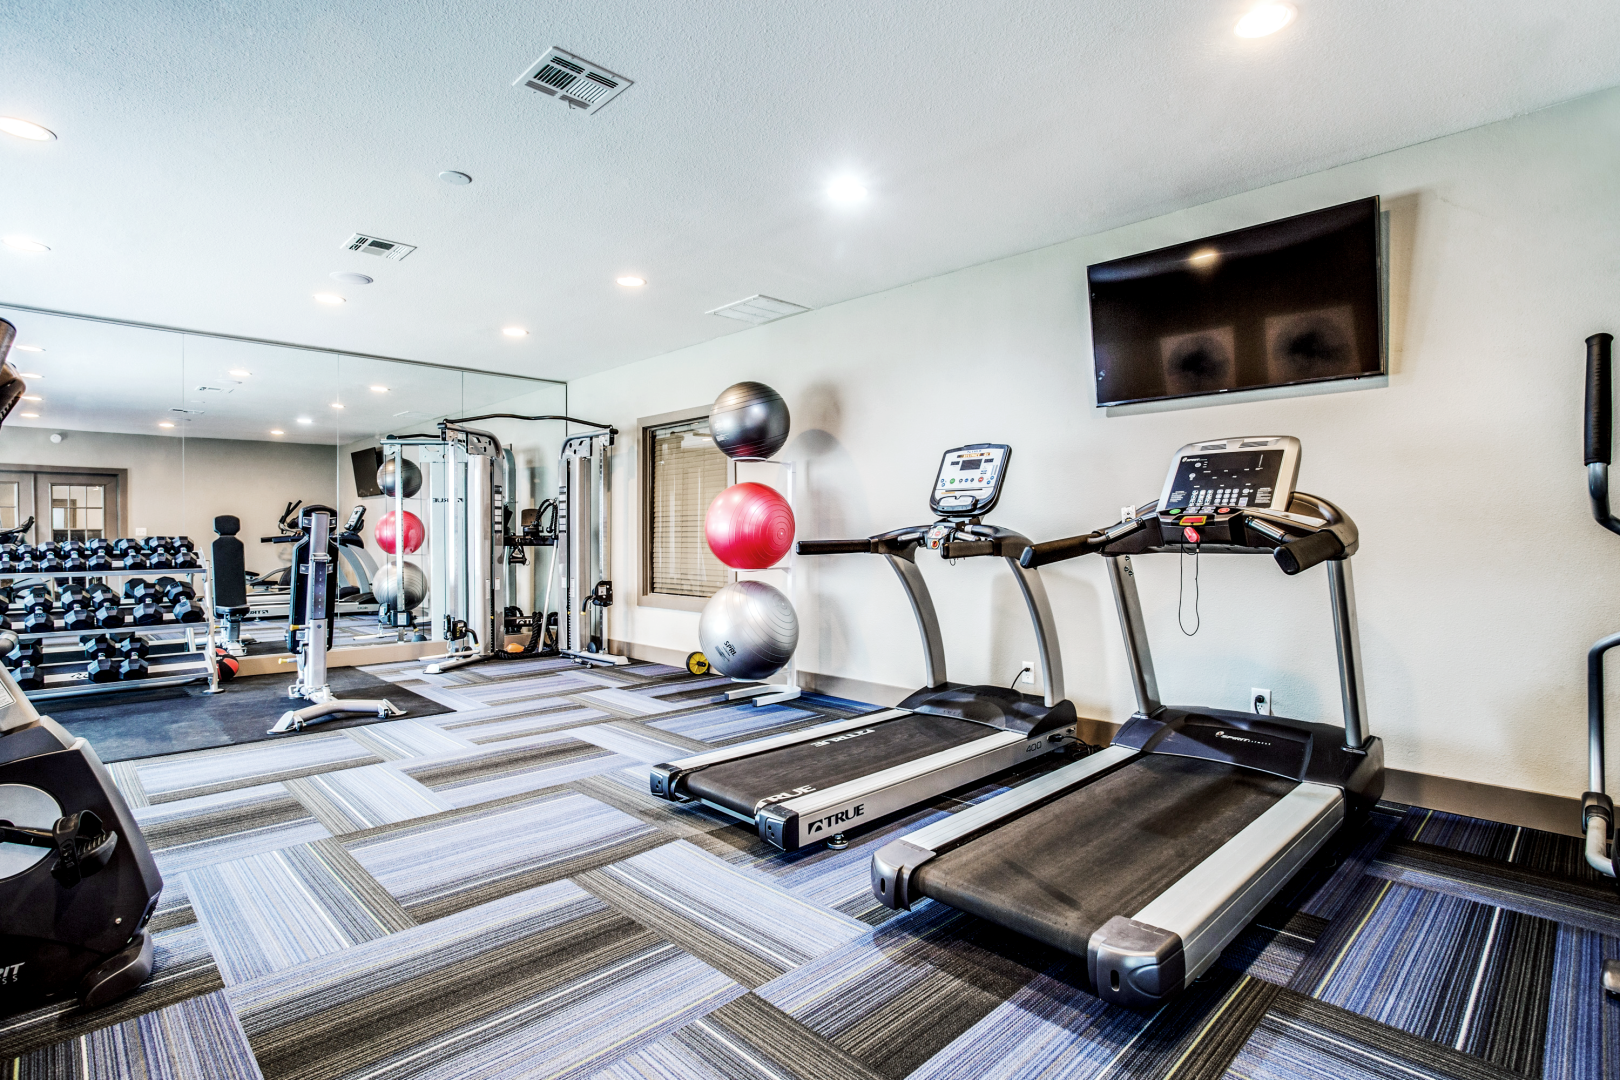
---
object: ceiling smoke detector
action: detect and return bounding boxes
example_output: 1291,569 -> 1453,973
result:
343,233 -> 416,261
706,295 -> 810,325
514,48 -> 632,114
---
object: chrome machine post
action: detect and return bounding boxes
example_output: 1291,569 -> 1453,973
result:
1106,555 -> 1161,717
1326,558 -> 1370,750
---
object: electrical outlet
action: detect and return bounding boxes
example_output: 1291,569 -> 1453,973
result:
1251,687 -> 1273,716
1020,661 -> 1036,685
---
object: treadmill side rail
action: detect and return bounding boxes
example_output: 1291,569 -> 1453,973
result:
869,744 -> 1140,908
760,727 -> 1066,850
1090,782 -> 1343,1009
650,709 -> 908,799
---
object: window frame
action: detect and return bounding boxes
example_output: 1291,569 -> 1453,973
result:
0,464 -> 128,544
637,406 -> 731,612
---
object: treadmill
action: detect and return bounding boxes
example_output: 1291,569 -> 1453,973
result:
870,436 -> 1384,1008
650,443 -> 1080,852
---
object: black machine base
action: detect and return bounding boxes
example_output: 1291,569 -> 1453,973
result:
898,682 -> 1077,738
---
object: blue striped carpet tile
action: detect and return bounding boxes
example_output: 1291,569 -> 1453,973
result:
1542,924 -> 1620,1080
344,789 -> 666,921
570,721 -> 712,763
0,918 -> 223,1060
648,703 -> 819,745
1226,985 -> 1530,1080
574,839 -> 869,988
396,734 -> 638,808
338,717 -> 472,760
6,989 -> 263,1080
1400,808 -> 1609,883
1295,804 -> 1407,921
131,731 -> 384,804
186,839 -> 415,985
1217,903 -> 1331,988
283,762 -> 454,834
438,705 -> 614,745
755,901 -> 1072,1079
1291,875 -> 1558,1076
451,669 -> 625,704
570,766 -> 751,840
229,878 -> 744,1080
133,781 -> 332,877
579,687 -> 703,717
597,993 -> 888,1080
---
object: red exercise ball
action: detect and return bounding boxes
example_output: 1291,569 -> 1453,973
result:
705,482 -> 795,569
375,509 -> 425,555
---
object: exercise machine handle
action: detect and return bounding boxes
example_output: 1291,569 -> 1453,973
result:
1586,334 -> 1620,537
796,538 -> 874,555
1273,529 -> 1345,575
1019,532 -> 1101,568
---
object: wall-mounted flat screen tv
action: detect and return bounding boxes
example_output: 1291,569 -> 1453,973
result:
351,446 -> 384,497
1089,196 -> 1384,408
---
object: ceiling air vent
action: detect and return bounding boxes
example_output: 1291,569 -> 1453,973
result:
344,234 -> 416,261
707,295 -> 809,325
514,48 -> 632,114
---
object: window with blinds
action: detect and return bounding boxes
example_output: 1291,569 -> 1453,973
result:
646,417 -> 729,598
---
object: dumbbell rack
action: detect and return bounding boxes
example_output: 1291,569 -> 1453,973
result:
2,565 -> 221,701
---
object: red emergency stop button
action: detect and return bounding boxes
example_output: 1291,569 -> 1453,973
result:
1183,526 -> 1201,544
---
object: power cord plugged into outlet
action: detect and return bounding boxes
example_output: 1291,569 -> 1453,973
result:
1252,688 -> 1273,716
1009,661 -> 1035,689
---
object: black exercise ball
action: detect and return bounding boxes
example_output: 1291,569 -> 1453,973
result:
709,382 -> 790,460
378,456 -> 422,499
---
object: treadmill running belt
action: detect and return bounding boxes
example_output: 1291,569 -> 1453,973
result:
684,713 -> 994,818
914,755 -> 1296,958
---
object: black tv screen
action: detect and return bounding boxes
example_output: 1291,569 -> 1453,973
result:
351,447 -> 384,497
1089,197 -> 1384,407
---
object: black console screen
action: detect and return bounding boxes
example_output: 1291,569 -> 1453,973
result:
1165,450 -> 1284,511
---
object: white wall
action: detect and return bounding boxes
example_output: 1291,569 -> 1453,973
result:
0,426 -> 341,574
568,86 -> 1620,801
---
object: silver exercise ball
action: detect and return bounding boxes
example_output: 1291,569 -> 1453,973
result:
378,456 -> 422,499
698,580 -> 798,681
372,560 -> 428,611
709,382 -> 790,460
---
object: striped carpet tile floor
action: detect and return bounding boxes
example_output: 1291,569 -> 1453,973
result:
4,660 -> 1617,1079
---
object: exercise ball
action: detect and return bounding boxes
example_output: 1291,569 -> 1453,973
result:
374,510 -> 425,554
698,580 -> 798,681
372,560 -> 428,611
705,482 -> 794,569
378,457 -> 422,499
709,382 -> 790,460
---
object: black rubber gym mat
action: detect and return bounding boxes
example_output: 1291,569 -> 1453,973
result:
683,712 -> 995,817
914,754 -> 1296,957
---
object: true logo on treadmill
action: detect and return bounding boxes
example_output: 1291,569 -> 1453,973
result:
805,804 -> 866,834
1213,731 -> 1272,747
811,728 -> 875,747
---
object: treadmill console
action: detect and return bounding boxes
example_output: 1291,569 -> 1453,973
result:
1156,436 -> 1301,541
931,443 -> 1010,518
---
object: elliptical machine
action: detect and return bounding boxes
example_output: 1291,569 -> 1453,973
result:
0,315 -> 164,1016
1579,332 -> 1620,996
268,505 -> 403,734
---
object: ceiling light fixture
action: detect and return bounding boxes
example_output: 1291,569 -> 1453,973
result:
228,369 -> 251,378
0,117 -> 56,141
296,417 -> 313,425
270,429 -> 284,435
3,237 -> 50,253
1188,248 -> 1221,267
13,344 -> 42,352
18,372 -> 41,380
18,412 -> 38,419
331,402 -> 345,410
503,326 -> 530,337
826,176 -> 868,204
313,292 -> 346,305
615,276 -> 645,288
330,271 -> 373,285
1235,2 -> 1296,37
20,395 -> 41,402
439,171 -> 472,185
158,421 -> 175,429
369,385 -> 389,393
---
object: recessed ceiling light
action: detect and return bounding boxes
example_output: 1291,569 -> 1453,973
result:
313,292 -> 346,305
13,344 -> 42,352
1235,3 -> 1296,37
270,429 -> 284,435
18,372 -> 42,379
20,395 -> 41,402
502,326 -> 530,337
158,421 -> 175,429
615,276 -> 646,288
439,171 -> 472,185
296,417 -> 313,425
369,385 -> 389,393
0,117 -> 56,141
826,176 -> 868,204
17,412 -> 38,419
3,237 -> 50,253
330,272 -> 373,286
331,402 -> 345,409
228,369 -> 251,378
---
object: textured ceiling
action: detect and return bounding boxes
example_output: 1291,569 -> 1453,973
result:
2,0 -> 1619,383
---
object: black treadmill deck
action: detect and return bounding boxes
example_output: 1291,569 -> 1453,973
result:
683,712 -> 995,818
914,755 -> 1297,957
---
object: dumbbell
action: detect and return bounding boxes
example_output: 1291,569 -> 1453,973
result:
86,548 -> 113,572
87,537 -> 111,555
129,595 -> 164,626
63,548 -> 88,572
81,635 -> 120,682
119,549 -> 149,570
37,549 -> 63,572
147,547 -> 175,570
174,548 -> 200,569
116,635 -> 150,679
169,591 -> 203,624
172,536 -> 195,553
3,632 -> 43,669
60,587 -> 95,632
19,587 -> 54,635
88,585 -> 124,629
